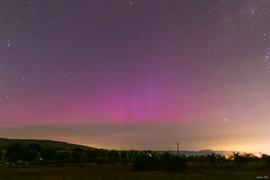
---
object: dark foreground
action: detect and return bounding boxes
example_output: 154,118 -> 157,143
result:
0,161 -> 269,180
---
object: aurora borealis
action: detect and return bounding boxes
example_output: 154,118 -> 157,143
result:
1,0 -> 270,153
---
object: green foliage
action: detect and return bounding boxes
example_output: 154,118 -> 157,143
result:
120,150 -> 128,159
187,153 -> 228,164
133,151 -> 187,172
109,150 -> 120,160
84,148 -> 116,163
85,149 -> 94,161
55,150 -> 72,161
133,152 -> 160,171
160,152 -> 187,171
169,155 -> 187,171
44,148 -> 56,161
2,140 -> 267,173
0,148 -> 3,159
5,142 -> 24,163
127,150 -> 139,160
89,148 -> 108,160
233,152 -> 259,163
24,143 -> 44,162
206,153 -> 217,164
72,147 -> 84,163
261,154 -> 270,164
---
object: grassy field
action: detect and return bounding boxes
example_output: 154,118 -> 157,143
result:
0,161 -> 269,180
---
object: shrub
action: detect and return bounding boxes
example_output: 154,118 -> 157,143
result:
161,152 -> 187,171
172,155 -> 187,171
44,148 -> 56,161
206,153 -> 217,164
72,147 -> 84,163
24,143 -> 44,162
120,150 -> 128,159
133,152 -> 160,171
5,142 -> 24,163
232,152 -> 258,163
133,152 -> 187,172
262,154 -> 270,164
0,148 -> 3,159
109,150 -> 120,160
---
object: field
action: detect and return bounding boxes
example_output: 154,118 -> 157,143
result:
0,161 -> 269,180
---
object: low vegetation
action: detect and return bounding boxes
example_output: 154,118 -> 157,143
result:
0,142 -> 270,179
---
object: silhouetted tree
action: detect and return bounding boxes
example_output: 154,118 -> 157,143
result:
44,148 -> 56,162
25,143 -> 44,162
133,152 -> 159,171
85,149 -> 94,162
55,150 -> 72,162
84,148 -> 109,163
206,153 -> 217,164
72,147 -> 84,163
5,142 -> 24,163
98,149 -> 109,159
160,152 -> 187,171
109,150 -> 120,159
0,147 -> 3,159
120,150 -> 127,159
262,154 -> 270,164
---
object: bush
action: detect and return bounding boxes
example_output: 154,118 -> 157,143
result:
44,148 -> 56,161
161,152 -> 186,171
109,150 -> 120,160
232,152 -> 258,163
55,151 -> 72,161
170,155 -> 187,171
5,142 -> 24,163
120,150 -> 128,159
0,148 -> 3,159
72,147 -> 85,163
133,152 -> 187,172
133,152 -> 159,171
262,154 -> 270,164
206,153 -> 217,164
24,143 -> 44,162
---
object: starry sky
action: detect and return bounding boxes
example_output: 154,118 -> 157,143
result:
1,0 -> 270,153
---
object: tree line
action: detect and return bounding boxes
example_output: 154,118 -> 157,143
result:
0,142 -> 187,171
1,142 -> 270,171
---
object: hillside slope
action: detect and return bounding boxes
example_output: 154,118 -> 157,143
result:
0,138 -> 95,150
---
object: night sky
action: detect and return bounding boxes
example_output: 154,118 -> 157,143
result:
1,0 -> 270,153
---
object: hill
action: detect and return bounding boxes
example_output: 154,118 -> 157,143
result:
0,138 -> 95,150
157,150 -> 266,156
1,138 -> 266,156
157,150 -> 232,156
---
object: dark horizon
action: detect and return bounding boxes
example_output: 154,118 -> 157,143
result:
0,137 -> 268,157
